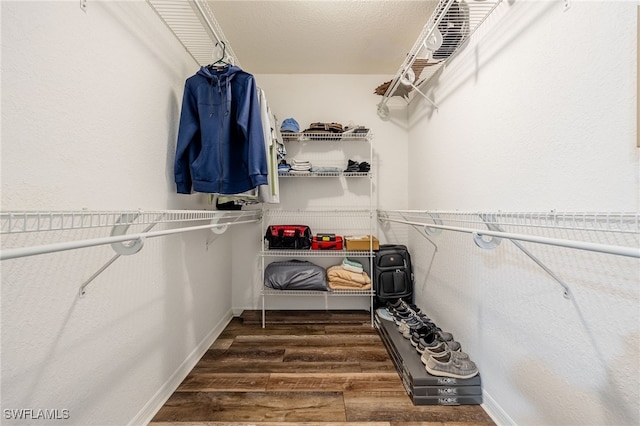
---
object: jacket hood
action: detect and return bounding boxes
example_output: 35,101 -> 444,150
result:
197,64 -> 242,80
197,65 -> 243,114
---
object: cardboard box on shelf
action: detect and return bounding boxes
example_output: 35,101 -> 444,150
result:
344,235 -> 379,251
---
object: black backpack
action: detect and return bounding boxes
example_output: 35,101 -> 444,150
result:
374,244 -> 414,306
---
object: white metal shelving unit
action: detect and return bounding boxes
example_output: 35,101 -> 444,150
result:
260,209 -> 377,327
260,131 -> 376,327
278,131 -> 373,178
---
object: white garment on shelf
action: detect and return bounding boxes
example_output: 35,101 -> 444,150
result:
291,159 -> 312,171
257,88 -> 280,203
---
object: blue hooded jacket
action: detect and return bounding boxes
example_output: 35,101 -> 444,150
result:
175,65 -> 268,194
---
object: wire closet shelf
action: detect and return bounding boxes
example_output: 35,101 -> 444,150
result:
279,132 -> 373,178
146,0 -> 240,67
0,210 -> 262,261
377,210 -> 640,259
377,0 -> 502,116
281,132 -> 372,143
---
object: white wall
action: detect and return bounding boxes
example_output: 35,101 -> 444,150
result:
1,1 -> 238,424
4,1 -> 637,425
230,74 -> 411,312
404,1 -> 639,425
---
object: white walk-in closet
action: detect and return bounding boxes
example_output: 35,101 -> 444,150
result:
1,1 -> 638,425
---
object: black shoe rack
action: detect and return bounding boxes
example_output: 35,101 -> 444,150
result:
375,314 -> 483,405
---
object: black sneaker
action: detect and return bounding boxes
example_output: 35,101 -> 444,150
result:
358,161 -> 371,172
416,331 -> 440,354
344,159 -> 360,172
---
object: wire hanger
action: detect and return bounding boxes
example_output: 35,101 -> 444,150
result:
209,41 -> 230,69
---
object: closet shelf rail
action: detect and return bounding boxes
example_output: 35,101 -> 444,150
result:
377,210 -> 640,259
146,0 -> 241,67
377,0 -> 502,117
0,210 -> 261,261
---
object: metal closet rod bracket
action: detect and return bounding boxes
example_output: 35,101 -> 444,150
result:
476,213 -> 570,299
80,211 -> 243,296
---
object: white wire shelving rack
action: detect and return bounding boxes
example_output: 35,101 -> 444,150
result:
281,132 -> 372,143
279,131 -> 373,178
378,210 -> 640,298
146,0 -> 240,67
278,171 -> 370,178
260,208 -> 377,327
377,0 -> 502,116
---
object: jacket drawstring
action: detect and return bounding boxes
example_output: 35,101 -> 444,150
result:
209,77 -> 215,117
206,69 -> 232,117
225,76 -> 231,116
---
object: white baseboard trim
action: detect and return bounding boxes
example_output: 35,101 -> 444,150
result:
482,390 -> 516,426
128,309 -> 234,426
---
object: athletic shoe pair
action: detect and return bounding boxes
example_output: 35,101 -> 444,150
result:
397,310 -> 454,342
386,300 -> 424,322
411,324 -> 455,346
422,350 -> 479,379
415,330 -> 477,379
344,159 -> 370,173
388,301 -> 455,344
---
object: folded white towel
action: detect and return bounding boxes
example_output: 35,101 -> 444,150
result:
342,258 -> 363,274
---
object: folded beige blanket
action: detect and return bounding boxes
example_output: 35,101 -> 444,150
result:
329,281 -> 372,291
326,265 -> 371,290
327,265 -> 371,285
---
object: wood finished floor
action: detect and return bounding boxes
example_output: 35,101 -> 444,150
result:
149,310 -> 495,426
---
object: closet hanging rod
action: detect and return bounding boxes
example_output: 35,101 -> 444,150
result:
0,210 -> 261,261
377,214 -> 640,259
0,217 -> 260,261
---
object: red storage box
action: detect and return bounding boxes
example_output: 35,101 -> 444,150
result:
311,235 -> 343,250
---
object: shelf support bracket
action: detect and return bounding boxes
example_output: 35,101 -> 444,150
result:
110,213 -> 145,256
78,215 -> 162,297
205,214 -> 230,249
473,214 -> 502,249
407,81 -> 439,110
478,214 -> 572,299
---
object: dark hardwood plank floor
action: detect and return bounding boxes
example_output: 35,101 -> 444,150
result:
149,310 -> 495,426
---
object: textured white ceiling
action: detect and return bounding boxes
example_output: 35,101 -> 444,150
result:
207,0 -> 436,75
